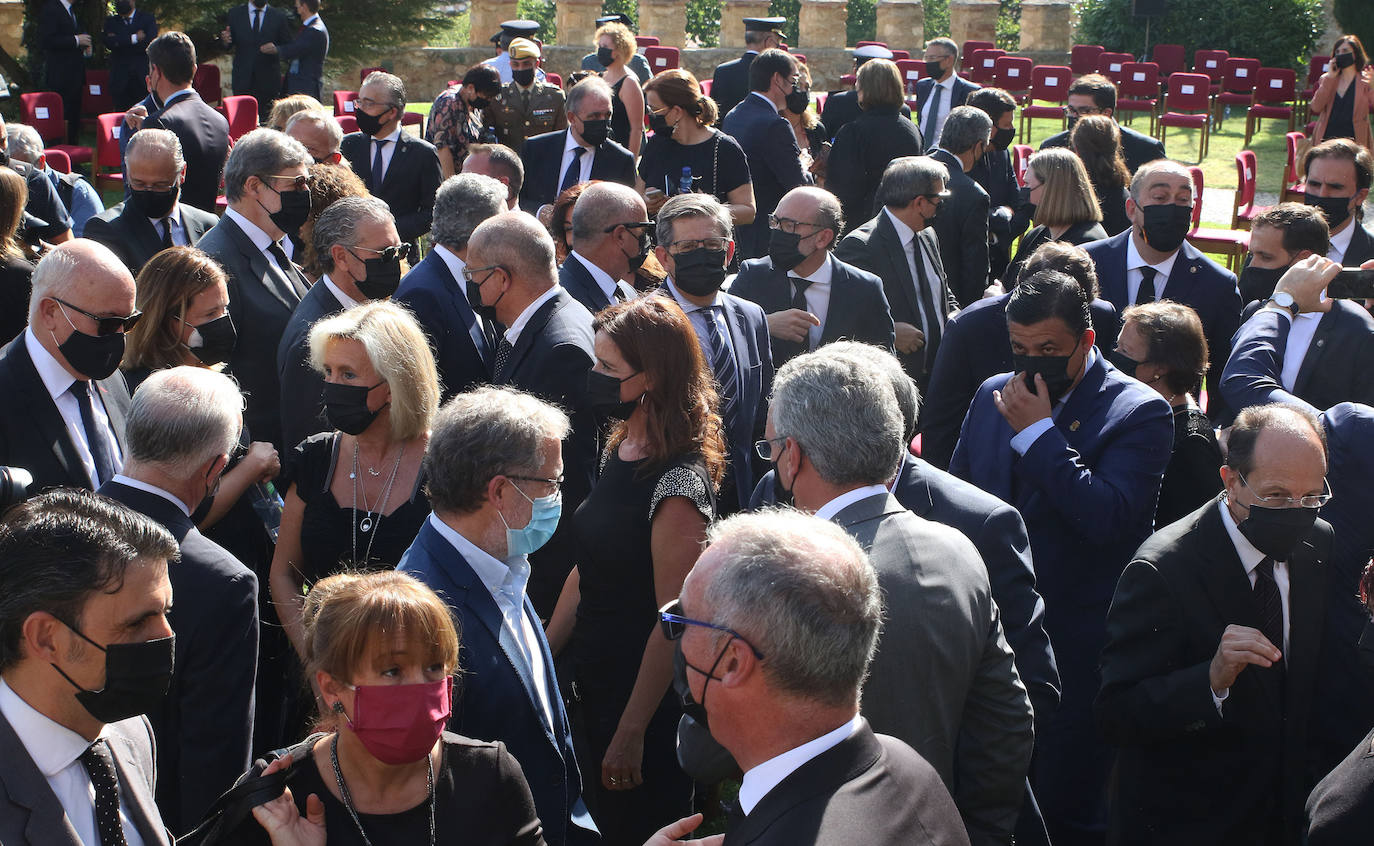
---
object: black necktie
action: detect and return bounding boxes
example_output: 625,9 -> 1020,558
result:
71,381 -> 115,487
560,147 -> 586,195
252,7 -> 261,34
910,237 -> 942,354
80,740 -> 129,846
370,139 -> 389,191
922,84 -> 944,148
613,284 -> 628,303
790,276 -> 813,312
266,239 -> 293,275
494,336 -> 513,380
159,217 -> 172,249
1254,556 -> 1284,660
1135,266 -> 1158,306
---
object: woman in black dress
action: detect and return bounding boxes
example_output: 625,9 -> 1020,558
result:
0,167 -> 35,345
828,58 -> 926,231
271,300 -> 439,664
595,22 -> 644,158
1004,148 -> 1108,284
1109,300 -> 1223,527
1071,115 -> 1132,236
550,296 -> 726,845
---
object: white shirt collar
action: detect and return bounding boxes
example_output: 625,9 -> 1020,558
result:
738,715 -> 862,814
664,276 -> 722,311
1328,218 -> 1358,262
883,207 -> 917,246
146,204 -> 182,229
427,513 -> 524,598
932,74 -> 955,90
224,207 -> 279,254
0,677 -> 102,778
24,327 -> 77,403
374,127 -> 403,145
1125,227 -> 1181,279
161,88 -> 194,107
815,485 -> 889,521
1218,497 -> 1269,572
749,91 -> 780,113
432,243 -> 467,281
109,474 -> 191,516
789,252 -> 834,286
303,14 -> 319,25
504,285 -> 561,346
564,128 -> 590,154
570,251 -> 620,302
321,273 -> 361,309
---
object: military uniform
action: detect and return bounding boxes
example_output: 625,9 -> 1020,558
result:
489,80 -> 567,152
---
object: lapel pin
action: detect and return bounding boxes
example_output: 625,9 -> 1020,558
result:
1069,420 -> 1080,431
1190,265 -> 1197,273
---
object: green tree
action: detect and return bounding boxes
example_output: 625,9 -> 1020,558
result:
847,0 -> 877,47
1333,0 -> 1374,59
687,0 -> 722,47
1076,0 -> 1322,70
926,0 -> 950,40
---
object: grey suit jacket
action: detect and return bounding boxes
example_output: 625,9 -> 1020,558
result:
0,709 -> 172,845
834,491 -> 1033,846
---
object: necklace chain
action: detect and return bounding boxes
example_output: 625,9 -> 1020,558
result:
350,439 -> 405,567
329,733 -> 435,846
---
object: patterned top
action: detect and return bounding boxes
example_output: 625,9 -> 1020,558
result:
426,84 -> 493,165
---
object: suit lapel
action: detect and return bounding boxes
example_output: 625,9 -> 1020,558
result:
122,207 -> 163,262
818,260 -> 854,346
12,340 -> 88,485
349,135 -> 374,187
873,214 -> 921,321
1292,308 -> 1337,397
500,292 -> 560,382
95,375 -> 129,448
0,709 -> 84,845
107,729 -> 170,846
380,133 -> 408,193
226,217 -> 305,311
430,254 -> 489,361
1160,242 -> 1204,302
1099,232 -> 1131,307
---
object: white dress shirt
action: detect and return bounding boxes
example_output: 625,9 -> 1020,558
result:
664,277 -> 739,364
320,274 -> 361,310
1279,311 -> 1322,391
1009,347 -> 1098,454
1212,498 -> 1292,711
920,77 -> 957,143
24,328 -> 123,486
557,129 -> 595,194
109,474 -> 191,516
569,251 -> 621,303
146,208 -> 187,247
738,715 -> 862,814
1125,234 -> 1179,304
370,127 -> 403,185
1327,218 -> 1357,264
224,207 -> 294,262
504,285 -> 561,347
789,253 -> 834,350
883,208 -> 942,334
0,678 -> 147,846
814,484 -> 889,521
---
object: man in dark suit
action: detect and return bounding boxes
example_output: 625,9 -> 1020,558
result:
1302,138 -> 1374,266
103,0 -> 157,110
1238,201 -> 1331,304
731,186 -> 894,369
1083,159 -> 1241,402
915,38 -> 981,153
198,128 -> 313,450
837,155 -> 960,390
0,490 -> 178,846
519,76 -> 636,214
84,128 -> 218,274
1097,403 -> 1331,845
398,387 -> 599,846
220,0 -> 292,122
722,48 -> 811,260
672,509 -> 971,846
0,240 -> 136,491
125,32 -> 231,214
931,107 -> 993,307
396,173 -> 505,400
264,0 -> 328,101
278,197 -> 403,448
818,44 -> 912,141
0,115 -> 73,244
1039,74 -> 1166,175
342,71 -> 443,249
765,347 -> 1032,844
950,268 -> 1173,845
36,0 -> 90,143
560,181 -> 645,312
968,88 -> 1032,281
655,193 -> 774,515
921,240 -> 1120,469
710,17 -> 785,120
97,367 -> 259,835
466,211 -> 596,618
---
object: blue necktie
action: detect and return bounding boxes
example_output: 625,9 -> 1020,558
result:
560,147 -> 585,194
371,138 -> 389,191
702,306 -> 739,427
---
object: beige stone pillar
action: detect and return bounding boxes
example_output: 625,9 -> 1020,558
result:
0,1 -> 22,62
949,0 -> 999,50
798,0 -> 848,49
720,0 -> 774,50
469,1 -> 519,48
638,0 -> 687,49
1017,0 -> 1072,52
557,0 -> 604,50
876,0 -> 924,53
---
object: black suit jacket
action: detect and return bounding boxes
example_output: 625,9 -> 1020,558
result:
710,52 -> 756,122
97,480 -> 258,835
723,720 -> 970,846
1041,123 -> 1166,176
915,76 -> 982,126
971,148 -> 1032,280
341,131 -> 443,245
198,213 -> 310,450
135,91 -> 232,213
819,90 -> 912,143
837,211 -> 959,388
729,254 -> 895,368
929,148 -> 992,307
1096,498 -> 1330,845
558,253 -> 636,314
37,0 -> 86,92
1341,220 -> 1374,266
394,249 -> 492,400
225,2 -> 292,106
103,9 -> 157,108
722,94 -> 810,259
518,129 -> 637,214
276,280 -> 347,449
0,334 -> 131,491
827,108 -> 924,229
277,15 -> 328,100
82,201 -> 218,274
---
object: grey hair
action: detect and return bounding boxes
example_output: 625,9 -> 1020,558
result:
810,188 -> 844,242
28,240 -> 129,323
224,128 -> 311,201
926,37 -> 959,58
425,386 -> 571,514
126,366 -> 243,472
701,509 -> 883,708
566,76 -> 613,119
467,211 -> 557,287
311,196 -> 395,275
430,173 -> 508,251
124,127 -> 186,174
1128,158 -> 1194,203
876,155 -> 949,208
939,105 -> 993,155
656,192 -> 733,248
5,124 -> 43,164
284,108 -> 343,152
824,341 -> 919,443
362,71 -> 407,111
571,181 -> 645,245
771,349 -> 905,486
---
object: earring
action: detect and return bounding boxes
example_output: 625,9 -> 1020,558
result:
331,701 -> 344,713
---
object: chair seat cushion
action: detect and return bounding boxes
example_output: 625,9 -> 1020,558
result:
1250,105 -> 1292,119
1161,113 -> 1209,127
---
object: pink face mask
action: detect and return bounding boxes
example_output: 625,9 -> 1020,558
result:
341,676 -> 453,765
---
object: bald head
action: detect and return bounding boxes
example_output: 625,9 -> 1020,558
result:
29,240 -> 138,379
571,182 -> 647,247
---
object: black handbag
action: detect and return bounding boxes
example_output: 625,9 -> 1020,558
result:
177,733 -> 327,846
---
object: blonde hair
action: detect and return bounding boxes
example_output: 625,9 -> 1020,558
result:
268,93 -> 324,131
0,167 -> 27,261
595,22 -> 636,64
307,300 -> 440,441
857,59 -> 903,111
124,247 -> 228,371
1028,147 -> 1102,229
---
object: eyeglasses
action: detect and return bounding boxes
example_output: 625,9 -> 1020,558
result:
354,97 -> 397,112
658,599 -> 765,659
461,264 -> 503,285
666,237 -> 729,255
264,173 -> 311,192
754,436 -> 787,461
348,243 -> 412,263
648,106 -> 673,117
604,221 -> 655,237
1064,105 -> 1104,117
1236,471 -> 1332,509
53,298 -> 142,335
508,473 -> 564,494
767,214 -> 826,235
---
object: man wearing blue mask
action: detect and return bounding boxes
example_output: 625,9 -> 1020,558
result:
398,386 -> 599,846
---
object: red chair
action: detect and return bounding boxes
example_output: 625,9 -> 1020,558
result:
1282,131 -> 1308,201
222,95 -> 259,143
1230,150 -> 1266,230
1213,57 -> 1260,127
1020,65 -> 1071,137
1012,144 -> 1033,187
644,45 -> 681,74
890,50 -> 910,61
333,90 -> 359,116
1193,49 -> 1228,95
360,67 -> 385,84
699,78 -> 713,97
401,110 -> 423,134
20,92 -> 92,168
635,36 -> 659,48
1158,72 -> 1212,161
335,114 -> 358,134
193,64 -> 222,107
82,70 -> 113,128
544,71 -> 562,88
967,49 -> 1005,84
857,40 -> 888,48
1245,67 -> 1296,145
43,149 -> 72,174
94,112 -> 126,190
1152,44 -> 1186,76
993,56 -> 1034,103
1097,52 -> 1133,85
840,74 -> 857,88
1071,44 -> 1105,76
1186,166 -> 1249,270
896,59 -> 925,95
1117,62 -> 1162,135
792,54 -> 806,65
961,40 -> 995,70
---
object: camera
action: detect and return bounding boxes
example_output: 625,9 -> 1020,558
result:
0,466 -> 34,510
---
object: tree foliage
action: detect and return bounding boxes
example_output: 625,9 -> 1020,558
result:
686,0 -> 722,47
1333,0 -> 1374,60
1076,0 -> 1323,70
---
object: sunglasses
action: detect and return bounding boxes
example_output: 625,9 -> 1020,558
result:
53,298 -> 142,336
264,173 -> 311,192
348,243 -> 412,263
658,599 -> 765,659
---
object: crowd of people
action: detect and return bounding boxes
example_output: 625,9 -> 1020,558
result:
3,10 -> 1374,846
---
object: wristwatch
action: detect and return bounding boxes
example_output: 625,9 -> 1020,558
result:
1267,291 -> 1300,317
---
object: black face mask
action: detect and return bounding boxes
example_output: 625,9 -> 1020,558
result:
671,248 -> 729,297
51,622 -> 175,724
353,105 -> 389,137
768,229 -> 808,272
1336,52 -> 1356,69
1306,192 -> 1354,232
470,95 -> 490,110
992,125 -> 1016,151
1066,113 -> 1080,132
1012,341 -> 1082,403
925,59 -> 945,79
353,251 -> 404,300
785,87 -> 810,115
129,184 -> 179,220
923,197 -> 942,227
1238,264 -> 1287,302
578,118 -> 610,148
512,67 -> 536,87
1107,349 -> 1141,380
1140,203 -> 1192,253
55,310 -> 126,381
466,271 -> 504,323
261,184 -> 312,237
649,111 -> 672,135
186,313 -> 237,366
323,380 -> 386,435
621,230 -> 651,273
672,639 -> 728,729
596,46 -> 614,67
1236,501 -> 1320,561
772,458 -> 794,507
586,369 -> 641,420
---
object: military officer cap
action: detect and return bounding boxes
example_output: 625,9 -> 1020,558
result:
742,17 -> 787,33
854,44 -> 895,60
492,19 -> 541,44
595,13 -> 634,28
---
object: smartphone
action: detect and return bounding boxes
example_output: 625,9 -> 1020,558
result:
1327,267 -> 1374,299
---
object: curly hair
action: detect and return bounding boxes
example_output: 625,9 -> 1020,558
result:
298,161 -> 369,280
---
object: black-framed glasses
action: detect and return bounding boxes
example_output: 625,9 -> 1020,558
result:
604,221 -> 655,238
922,190 -> 952,202
461,264 -> 504,285
768,214 -> 826,234
658,600 -> 765,659
507,473 -> 564,494
348,243 -> 412,263
263,173 -> 311,192
52,298 -> 142,335
754,436 -> 787,461
1236,471 -> 1332,509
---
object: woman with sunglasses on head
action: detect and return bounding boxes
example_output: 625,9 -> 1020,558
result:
546,295 -> 726,845
1311,35 -> 1374,151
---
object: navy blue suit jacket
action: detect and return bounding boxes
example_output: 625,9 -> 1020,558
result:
558,253 -> 636,315
137,91 -> 231,214
395,250 -> 492,400
728,254 -> 895,368
397,519 -> 595,846
103,10 -> 156,107
709,52 -> 755,120
278,15 -> 328,100
721,94 -> 810,259
275,280 -> 345,449
518,130 -> 636,214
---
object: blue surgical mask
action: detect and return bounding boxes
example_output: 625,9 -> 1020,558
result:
501,483 -> 562,558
